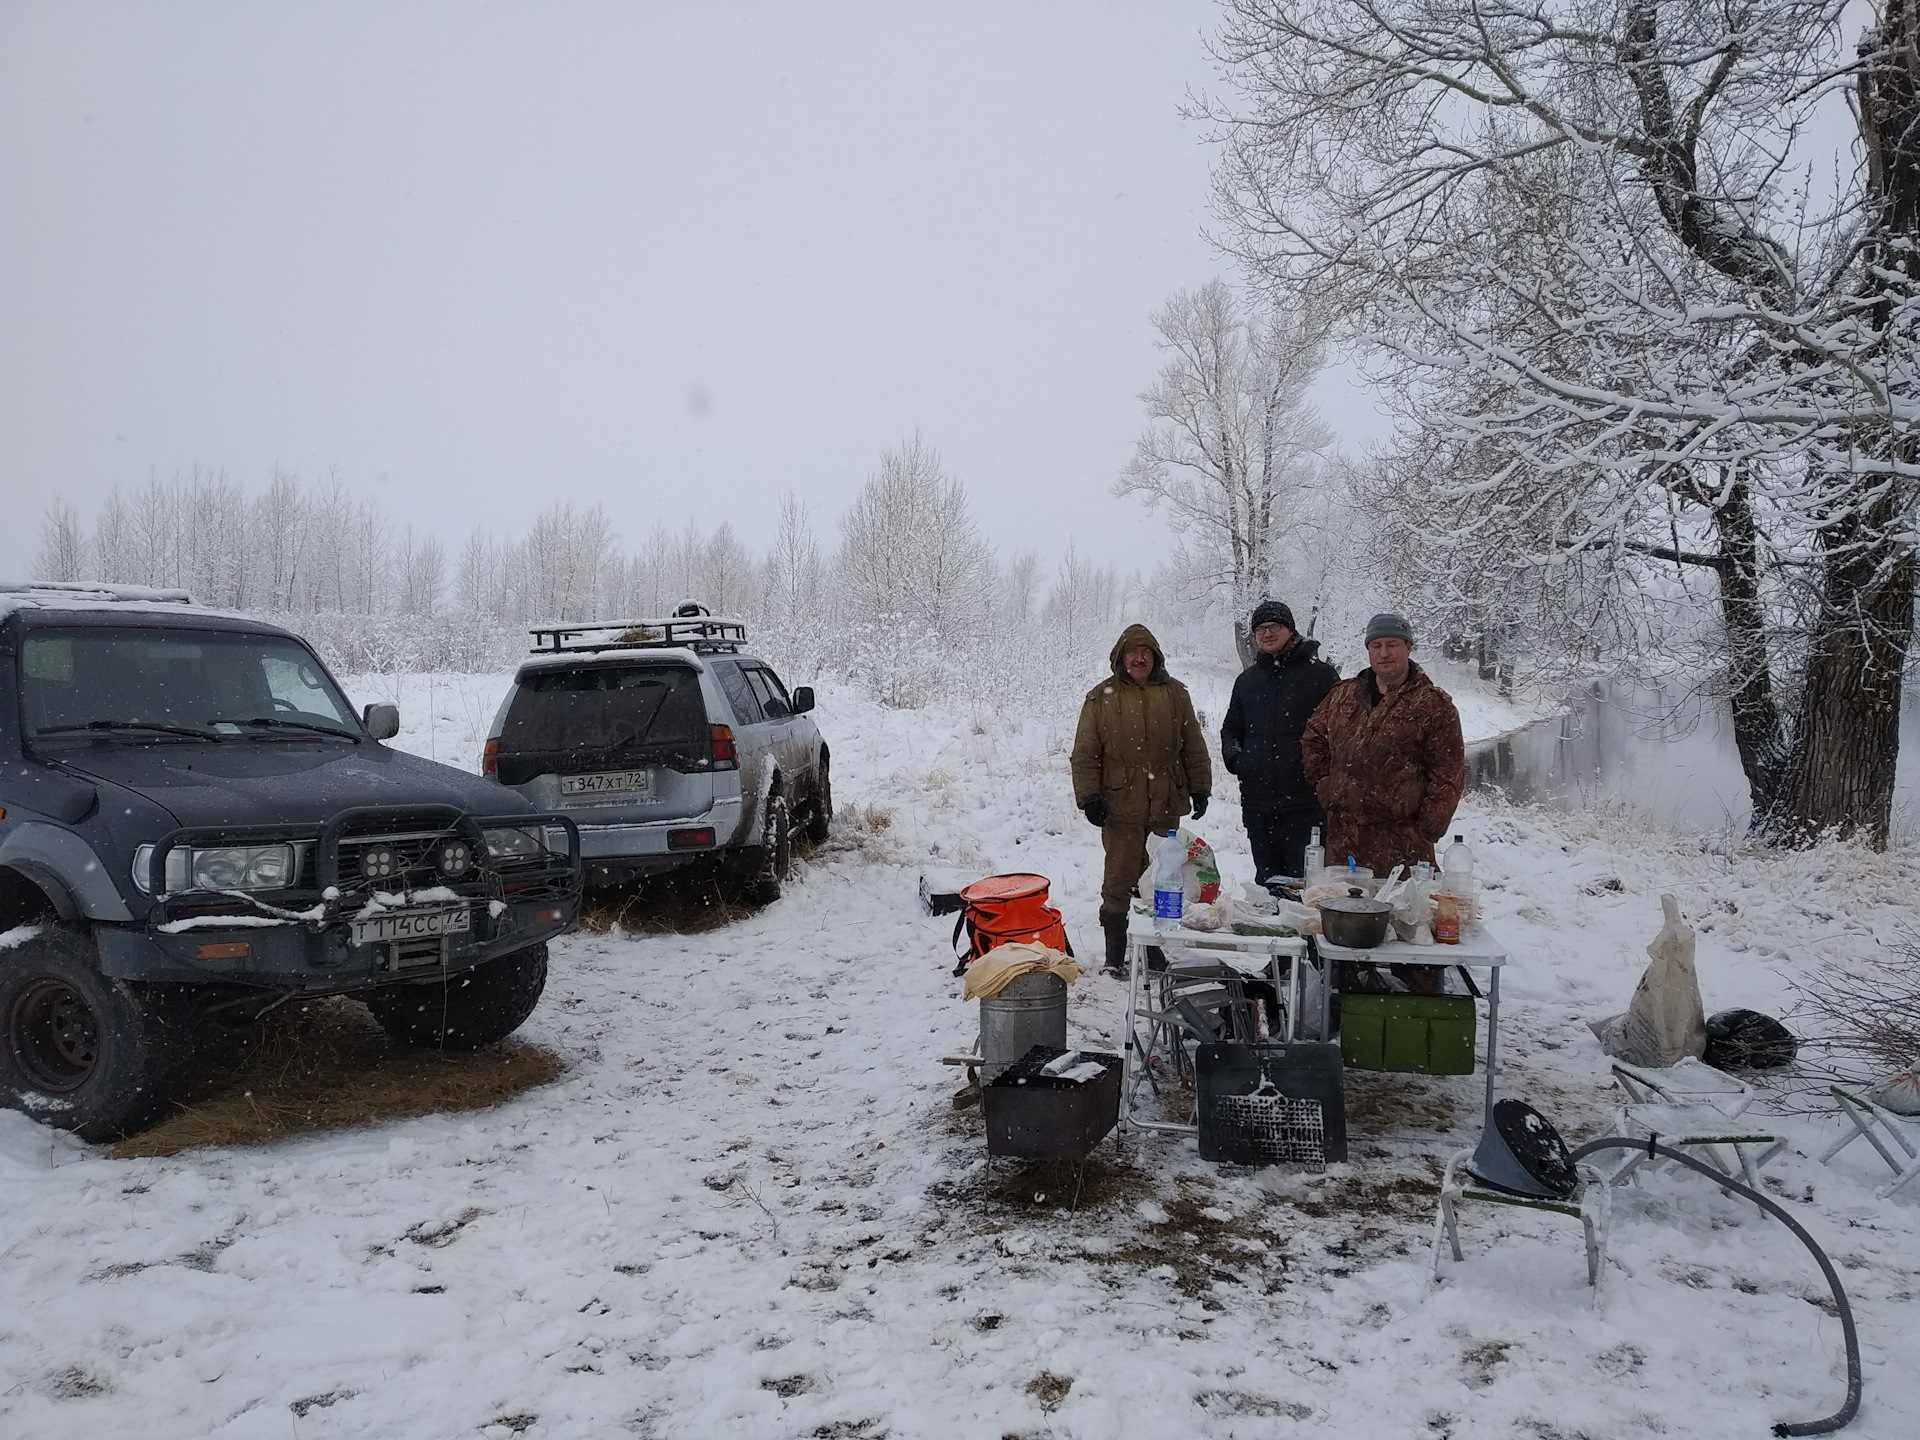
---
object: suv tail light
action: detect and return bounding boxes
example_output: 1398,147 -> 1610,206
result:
709,724 -> 737,769
482,738 -> 499,776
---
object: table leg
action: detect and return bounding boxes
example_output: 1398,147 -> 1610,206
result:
1484,965 -> 1500,1131
1122,931 -> 1143,1129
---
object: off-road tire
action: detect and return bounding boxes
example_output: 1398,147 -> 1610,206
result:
803,758 -> 832,845
753,794 -> 792,904
0,925 -> 193,1141
363,944 -> 548,1051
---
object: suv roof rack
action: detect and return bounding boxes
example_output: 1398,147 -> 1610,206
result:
0,581 -> 196,605
527,614 -> 748,655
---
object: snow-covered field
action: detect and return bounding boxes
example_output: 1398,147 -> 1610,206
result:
3,663 -> 1917,1439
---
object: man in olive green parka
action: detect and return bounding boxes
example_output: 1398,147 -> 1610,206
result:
1070,623 -> 1212,976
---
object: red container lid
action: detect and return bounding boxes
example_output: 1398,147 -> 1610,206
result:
958,873 -> 1051,903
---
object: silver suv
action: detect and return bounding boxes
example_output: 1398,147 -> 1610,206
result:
481,610 -> 829,898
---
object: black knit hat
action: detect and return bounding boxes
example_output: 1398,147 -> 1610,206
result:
1250,599 -> 1295,632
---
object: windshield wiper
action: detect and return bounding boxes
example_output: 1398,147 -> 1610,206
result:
214,716 -> 362,742
37,719 -> 222,741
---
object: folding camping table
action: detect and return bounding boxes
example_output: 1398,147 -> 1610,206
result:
1315,924 -> 1512,1133
1120,909 -> 1312,1136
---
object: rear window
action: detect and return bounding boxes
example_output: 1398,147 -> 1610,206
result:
501,665 -> 707,755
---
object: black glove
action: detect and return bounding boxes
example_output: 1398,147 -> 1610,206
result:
1189,793 -> 1209,819
1080,797 -> 1108,827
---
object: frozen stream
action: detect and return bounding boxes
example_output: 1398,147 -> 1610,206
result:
1468,682 -> 1920,841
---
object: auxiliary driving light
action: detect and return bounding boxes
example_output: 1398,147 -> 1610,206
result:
360,845 -> 400,881
436,839 -> 473,877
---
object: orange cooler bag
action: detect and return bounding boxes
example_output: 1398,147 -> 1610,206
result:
951,873 -> 1074,972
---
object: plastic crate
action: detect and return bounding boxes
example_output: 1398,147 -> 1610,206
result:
1340,993 -> 1476,1075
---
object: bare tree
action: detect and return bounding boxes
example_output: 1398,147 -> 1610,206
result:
1001,548 -> 1041,628
1205,0 -> 1920,846
32,502 -> 88,581
1116,279 -> 1333,662
835,434 -> 994,705
1042,542 -> 1119,662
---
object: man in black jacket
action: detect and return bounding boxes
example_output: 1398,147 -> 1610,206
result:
1220,599 -> 1341,881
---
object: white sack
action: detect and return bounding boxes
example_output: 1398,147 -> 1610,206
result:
1589,894 -> 1707,1067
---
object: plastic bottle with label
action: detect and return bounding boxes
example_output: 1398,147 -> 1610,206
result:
1152,829 -> 1185,928
1301,827 -> 1324,885
1437,835 -> 1476,941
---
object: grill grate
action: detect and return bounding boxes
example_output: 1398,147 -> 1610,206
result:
1211,1084 -> 1328,1170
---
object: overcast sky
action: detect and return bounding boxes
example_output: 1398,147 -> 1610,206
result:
0,1 -> 1388,586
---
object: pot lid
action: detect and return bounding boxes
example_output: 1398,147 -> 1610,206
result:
1319,894 -> 1391,916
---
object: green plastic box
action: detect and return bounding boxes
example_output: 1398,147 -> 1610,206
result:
1339,993 -> 1477,1075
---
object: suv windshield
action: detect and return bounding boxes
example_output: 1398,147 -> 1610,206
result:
499,664 -> 707,776
21,628 -> 360,740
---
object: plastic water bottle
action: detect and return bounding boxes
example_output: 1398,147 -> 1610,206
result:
1441,834 -> 1476,898
1301,827 -> 1324,884
1152,829 -> 1185,928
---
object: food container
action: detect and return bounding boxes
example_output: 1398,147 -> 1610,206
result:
1317,893 -> 1393,948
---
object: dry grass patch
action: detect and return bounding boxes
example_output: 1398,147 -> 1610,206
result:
111,997 -> 562,1159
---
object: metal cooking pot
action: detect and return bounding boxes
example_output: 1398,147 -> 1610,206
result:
1318,893 -> 1393,949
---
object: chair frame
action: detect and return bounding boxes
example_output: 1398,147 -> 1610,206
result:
1819,1084 -> 1920,1201
1431,1147 -> 1610,1307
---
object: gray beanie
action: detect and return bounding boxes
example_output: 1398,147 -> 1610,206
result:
1363,611 -> 1414,645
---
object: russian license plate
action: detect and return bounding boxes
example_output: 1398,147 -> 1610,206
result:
351,905 -> 471,947
560,770 -> 651,798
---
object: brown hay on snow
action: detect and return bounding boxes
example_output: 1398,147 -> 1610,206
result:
111,996 -> 563,1159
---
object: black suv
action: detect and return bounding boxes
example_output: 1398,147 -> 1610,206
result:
0,583 -> 583,1140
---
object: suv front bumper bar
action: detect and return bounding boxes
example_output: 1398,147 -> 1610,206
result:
99,811 -> 583,989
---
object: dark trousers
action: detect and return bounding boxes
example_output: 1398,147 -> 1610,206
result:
1243,805 -> 1324,883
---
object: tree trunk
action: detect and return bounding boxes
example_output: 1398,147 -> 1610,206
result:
1770,495 -> 1916,848
1769,2 -> 1920,849
1232,617 -> 1254,668
1707,475 -> 1790,828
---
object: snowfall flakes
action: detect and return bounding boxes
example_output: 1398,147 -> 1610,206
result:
0,675 -> 1915,1438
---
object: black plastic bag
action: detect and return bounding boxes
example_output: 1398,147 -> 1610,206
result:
1703,1008 -> 1797,1070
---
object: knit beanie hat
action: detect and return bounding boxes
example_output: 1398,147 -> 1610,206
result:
1250,599 -> 1295,632
1363,612 -> 1414,644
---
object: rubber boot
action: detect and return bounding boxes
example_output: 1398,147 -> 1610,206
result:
1100,910 -> 1128,978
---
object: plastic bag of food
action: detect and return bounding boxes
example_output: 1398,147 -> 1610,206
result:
1181,901 -> 1227,932
1140,828 -> 1221,905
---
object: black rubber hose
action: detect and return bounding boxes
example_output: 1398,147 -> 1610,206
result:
1566,1136 -> 1862,1436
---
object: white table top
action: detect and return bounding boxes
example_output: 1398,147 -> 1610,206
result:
1125,910 -> 1308,953
1315,922 -> 1510,965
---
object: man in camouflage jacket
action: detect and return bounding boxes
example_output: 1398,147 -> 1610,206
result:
1071,623 -> 1212,976
1301,612 -> 1465,876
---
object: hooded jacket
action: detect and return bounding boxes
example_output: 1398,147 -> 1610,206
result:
1070,624 -> 1213,830
1220,635 -> 1341,812
1300,660 -> 1465,872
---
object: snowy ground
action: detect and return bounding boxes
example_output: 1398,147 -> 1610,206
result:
3,664 -> 1917,1439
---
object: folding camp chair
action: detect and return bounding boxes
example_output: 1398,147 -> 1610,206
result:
1431,1148 -> 1610,1307
1606,1060 -> 1783,1204
1819,1084 -> 1920,1201
1609,1104 -> 1786,1198
1610,1057 -> 1755,1117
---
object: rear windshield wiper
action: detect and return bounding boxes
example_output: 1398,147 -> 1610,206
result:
36,719 -> 223,741
214,716 -> 362,742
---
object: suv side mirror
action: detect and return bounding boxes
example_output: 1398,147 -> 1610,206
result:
363,702 -> 400,741
792,686 -> 815,714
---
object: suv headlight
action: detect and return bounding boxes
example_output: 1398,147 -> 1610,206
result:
133,843 -> 296,894
483,826 -> 549,862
